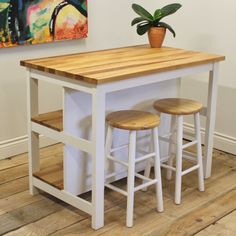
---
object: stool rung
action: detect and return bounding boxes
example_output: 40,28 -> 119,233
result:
135,152 -> 155,163
134,179 -> 158,192
107,155 -> 128,167
161,163 -> 176,171
105,183 -> 127,196
182,165 -> 200,176
111,144 -> 128,153
135,173 -> 153,182
182,140 -> 198,149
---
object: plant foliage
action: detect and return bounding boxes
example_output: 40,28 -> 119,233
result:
131,3 -> 182,37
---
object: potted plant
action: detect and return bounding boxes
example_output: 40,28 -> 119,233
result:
131,3 -> 182,48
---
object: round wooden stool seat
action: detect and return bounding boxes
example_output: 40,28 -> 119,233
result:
153,98 -> 203,115
106,110 -> 160,130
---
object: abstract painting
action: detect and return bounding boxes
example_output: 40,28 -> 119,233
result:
0,0 -> 87,48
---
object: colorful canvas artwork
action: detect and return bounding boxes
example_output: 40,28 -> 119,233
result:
0,0 -> 88,48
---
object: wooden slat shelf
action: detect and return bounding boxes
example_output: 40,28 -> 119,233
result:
33,163 -> 63,190
32,110 -> 63,132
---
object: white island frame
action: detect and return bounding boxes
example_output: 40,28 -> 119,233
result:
24,47 -> 223,230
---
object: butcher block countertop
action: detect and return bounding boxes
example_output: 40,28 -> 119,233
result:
20,45 -> 225,85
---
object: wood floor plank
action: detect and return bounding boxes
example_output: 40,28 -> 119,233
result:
196,210 -> 236,236
0,191 -> 44,216
0,154 -> 27,171
51,170 -> 236,236
0,144 -> 63,171
0,177 -> 29,199
4,208 -> 83,236
162,152 -> 236,200
0,149 -> 63,185
50,204 -> 172,236
0,199 -> 63,235
161,171 -> 236,219
1,185 -> 128,236
0,144 -> 235,236
152,188 -> 236,236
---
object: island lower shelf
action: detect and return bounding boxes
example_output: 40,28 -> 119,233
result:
33,161 -> 63,190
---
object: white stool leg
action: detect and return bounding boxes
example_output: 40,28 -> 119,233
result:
142,130 -> 153,192
194,113 -> 205,192
153,127 -> 164,212
105,125 -> 113,181
126,131 -> 136,227
175,115 -> 183,204
166,115 -> 176,180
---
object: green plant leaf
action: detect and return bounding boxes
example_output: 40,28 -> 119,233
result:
158,22 -> 176,37
131,17 -> 146,26
160,3 -> 182,19
132,4 -> 153,21
137,23 -> 150,35
154,9 -> 162,20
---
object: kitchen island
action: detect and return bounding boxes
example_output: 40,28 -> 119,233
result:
21,45 -> 224,229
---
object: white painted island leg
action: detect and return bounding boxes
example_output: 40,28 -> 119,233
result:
63,87 -> 106,229
204,62 -> 219,178
27,72 -> 40,195
91,88 -> 105,229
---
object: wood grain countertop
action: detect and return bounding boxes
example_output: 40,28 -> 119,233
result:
20,45 -> 225,85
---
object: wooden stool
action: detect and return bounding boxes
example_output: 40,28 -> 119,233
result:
150,98 -> 205,204
105,110 -> 164,227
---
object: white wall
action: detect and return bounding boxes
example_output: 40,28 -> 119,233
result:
0,0 -> 157,158
161,0 -> 236,154
0,0 -> 235,158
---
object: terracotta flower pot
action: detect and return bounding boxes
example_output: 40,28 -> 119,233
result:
148,27 -> 166,48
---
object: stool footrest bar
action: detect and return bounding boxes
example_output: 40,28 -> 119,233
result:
161,164 -> 176,171
135,173 -> 153,182
182,165 -> 200,176
111,144 -> 128,153
105,183 -> 128,196
135,152 -> 155,163
182,140 -> 198,149
134,179 -> 158,192
107,155 -> 128,167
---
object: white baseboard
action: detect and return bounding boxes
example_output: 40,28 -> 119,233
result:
1,124 -> 235,160
0,135 -> 58,160
184,123 -> 236,155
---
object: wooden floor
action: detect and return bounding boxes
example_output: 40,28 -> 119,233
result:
0,144 -> 236,236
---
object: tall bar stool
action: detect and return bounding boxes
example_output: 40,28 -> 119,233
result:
147,98 -> 205,204
105,110 -> 163,227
